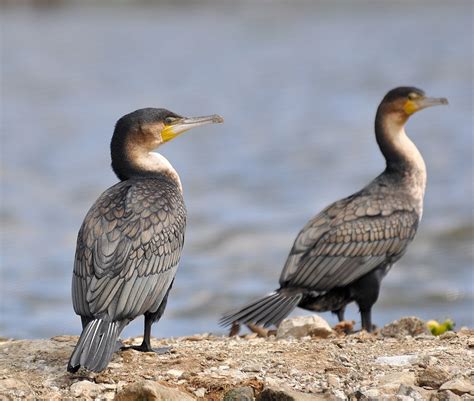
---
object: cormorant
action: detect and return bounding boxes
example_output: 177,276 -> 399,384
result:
68,108 -> 223,373
221,87 -> 447,332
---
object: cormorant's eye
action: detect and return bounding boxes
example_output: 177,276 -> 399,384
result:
408,93 -> 419,100
164,117 -> 176,125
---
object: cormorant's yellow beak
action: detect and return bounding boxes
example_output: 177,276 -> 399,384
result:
403,96 -> 448,115
161,114 -> 224,142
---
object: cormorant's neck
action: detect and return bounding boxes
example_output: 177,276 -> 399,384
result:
375,106 -> 426,180
110,138 -> 182,192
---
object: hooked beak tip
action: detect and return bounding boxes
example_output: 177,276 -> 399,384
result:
213,115 -> 225,124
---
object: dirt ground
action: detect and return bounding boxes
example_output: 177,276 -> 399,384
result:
0,319 -> 473,400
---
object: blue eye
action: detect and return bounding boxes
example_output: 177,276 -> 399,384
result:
164,117 -> 176,125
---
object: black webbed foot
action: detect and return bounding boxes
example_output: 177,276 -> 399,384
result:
121,343 -> 172,354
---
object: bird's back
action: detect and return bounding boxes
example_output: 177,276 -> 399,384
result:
279,172 -> 421,292
72,175 -> 186,322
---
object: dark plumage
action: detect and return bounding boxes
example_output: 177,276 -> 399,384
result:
221,87 -> 447,332
68,108 -> 223,373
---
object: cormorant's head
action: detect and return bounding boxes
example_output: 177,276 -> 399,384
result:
110,108 -> 223,180
379,87 -> 448,119
113,108 -> 224,152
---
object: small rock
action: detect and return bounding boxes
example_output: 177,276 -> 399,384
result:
397,384 -> 424,400
331,389 -> 346,401
277,316 -> 333,339
457,327 -> 474,337
439,378 -> 474,396
194,387 -> 206,398
416,355 -> 438,368
114,380 -> 195,401
0,378 -> 35,399
166,369 -> 184,378
223,386 -> 255,401
378,371 -> 416,392
327,374 -> 341,388
242,363 -> 263,372
351,388 -> 380,400
257,385 -> 329,400
431,390 -> 463,401
417,366 -> 452,388
380,317 -> 430,338
439,332 -> 457,340
70,381 -> 103,398
375,354 -> 419,366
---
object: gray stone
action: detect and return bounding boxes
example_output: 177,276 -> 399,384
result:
431,390 -> 463,400
166,368 -> 184,378
439,378 -> 474,396
0,378 -> 35,399
439,332 -> 457,340
194,387 -> 207,398
377,371 -> 416,394
114,380 -> 196,401
379,371 -> 416,386
331,389 -> 346,401
224,386 -> 255,401
380,317 -> 430,338
257,385 -> 330,401
277,316 -> 333,339
397,384 -> 424,400
375,354 -> 419,366
417,366 -> 452,389
350,389 -> 380,400
70,380 -> 104,398
327,374 -> 341,388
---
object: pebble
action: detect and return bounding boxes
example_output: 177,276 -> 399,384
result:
417,365 -> 452,389
70,381 -> 103,397
166,369 -> 184,378
398,384 -> 424,400
434,390 -> 463,401
375,354 -> 419,366
276,315 -> 333,339
194,387 -> 206,397
327,374 -> 341,388
440,332 -> 457,340
439,378 -> 474,395
114,380 -> 195,401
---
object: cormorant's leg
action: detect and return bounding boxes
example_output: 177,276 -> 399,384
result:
360,309 -> 373,332
333,307 -> 346,322
122,281 -> 174,354
350,267 -> 384,332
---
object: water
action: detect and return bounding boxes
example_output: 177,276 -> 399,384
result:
1,1 -> 472,340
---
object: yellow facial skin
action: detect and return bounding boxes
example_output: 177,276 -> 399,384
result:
403,100 -> 419,115
161,114 -> 224,143
161,125 -> 180,142
403,96 -> 448,115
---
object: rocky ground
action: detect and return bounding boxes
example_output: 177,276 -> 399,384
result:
0,317 -> 473,401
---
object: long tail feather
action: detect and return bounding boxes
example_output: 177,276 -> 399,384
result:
67,319 -> 122,373
220,290 -> 303,328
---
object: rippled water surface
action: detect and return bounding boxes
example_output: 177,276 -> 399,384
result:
1,1 -> 473,339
